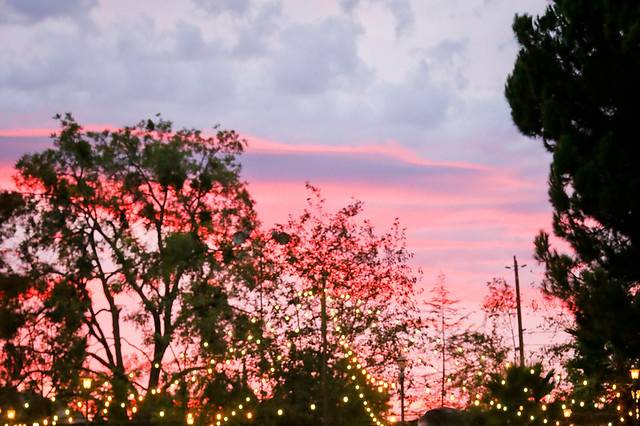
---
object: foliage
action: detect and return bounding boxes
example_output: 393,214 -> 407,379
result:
255,186 -> 424,424
0,125 -> 425,425
0,114 -> 257,421
480,364 -> 560,426
481,278 -> 517,362
445,330 -> 510,408
505,0 -> 640,387
435,279 -> 516,409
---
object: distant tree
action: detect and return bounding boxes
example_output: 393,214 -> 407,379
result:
505,1 -> 640,386
425,274 -> 467,407
440,279 -> 515,408
481,278 -> 518,364
445,330 -> 510,408
0,114 -> 258,422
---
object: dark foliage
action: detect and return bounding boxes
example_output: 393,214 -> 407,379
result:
505,0 -> 640,386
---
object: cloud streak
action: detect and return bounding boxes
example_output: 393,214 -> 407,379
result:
1,128 -> 550,302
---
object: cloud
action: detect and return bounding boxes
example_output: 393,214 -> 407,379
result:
0,0 -> 97,24
231,1 -> 282,57
0,0 -> 551,173
271,17 -> 371,95
377,60 -> 451,128
192,0 -> 252,16
0,136 -> 50,162
339,0 -> 360,13
339,0 -> 414,36
378,0 -> 414,36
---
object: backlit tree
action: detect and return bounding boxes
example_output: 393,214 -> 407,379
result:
254,186 -> 425,425
0,114 -> 258,422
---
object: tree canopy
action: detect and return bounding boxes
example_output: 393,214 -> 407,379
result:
505,0 -> 640,386
0,113 -> 258,420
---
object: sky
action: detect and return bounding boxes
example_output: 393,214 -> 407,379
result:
0,0 -> 554,307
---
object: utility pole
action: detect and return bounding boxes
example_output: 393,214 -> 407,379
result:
506,256 -> 526,367
441,297 -> 445,406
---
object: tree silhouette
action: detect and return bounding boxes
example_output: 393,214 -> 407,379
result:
505,0 -> 640,386
0,114 -> 258,421
481,364 -> 559,426
259,186 -> 425,425
481,278 -> 518,364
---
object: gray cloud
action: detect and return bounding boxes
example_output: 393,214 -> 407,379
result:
0,136 -> 51,162
0,0 -> 551,172
271,17 -> 371,95
230,0 -> 282,58
379,0 -> 414,36
377,60 -> 452,128
192,0 -> 252,16
242,151 -> 481,186
0,0 -> 97,24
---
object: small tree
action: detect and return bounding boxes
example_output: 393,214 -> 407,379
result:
424,274 -> 467,407
482,278 -> 518,364
439,279 -> 513,408
481,364 -> 560,426
445,330 -> 510,408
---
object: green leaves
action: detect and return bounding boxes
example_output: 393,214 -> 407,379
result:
142,140 -> 188,190
162,232 -> 204,268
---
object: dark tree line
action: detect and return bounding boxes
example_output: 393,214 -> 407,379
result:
0,115 -> 424,425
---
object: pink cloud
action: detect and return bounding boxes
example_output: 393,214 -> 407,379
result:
0,124 -> 117,138
0,126 -> 553,304
245,134 -> 488,171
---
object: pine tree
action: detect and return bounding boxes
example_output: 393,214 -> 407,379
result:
505,0 -> 640,386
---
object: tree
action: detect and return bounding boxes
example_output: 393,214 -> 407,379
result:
425,274 -> 467,407
445,330 -> 510,409
255,186 -> 424,425
480,364 -> 560,426
0,114 -> 258,422
439,279 -> 514,409
505,0 -> 640,386
481,278 -> 518,365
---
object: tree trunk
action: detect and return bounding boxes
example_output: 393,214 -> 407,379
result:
320,273 -> 329,426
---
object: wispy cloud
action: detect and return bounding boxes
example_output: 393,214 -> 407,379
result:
0,126 -> 550,301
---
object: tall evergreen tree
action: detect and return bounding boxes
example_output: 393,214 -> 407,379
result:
505,1 -> 640,386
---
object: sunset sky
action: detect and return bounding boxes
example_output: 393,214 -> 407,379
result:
0,0 -> 553,307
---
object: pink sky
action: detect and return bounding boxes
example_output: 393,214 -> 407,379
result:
0,0 -> 562,369
0,1 -> 577,419
0,127 -> 552,305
